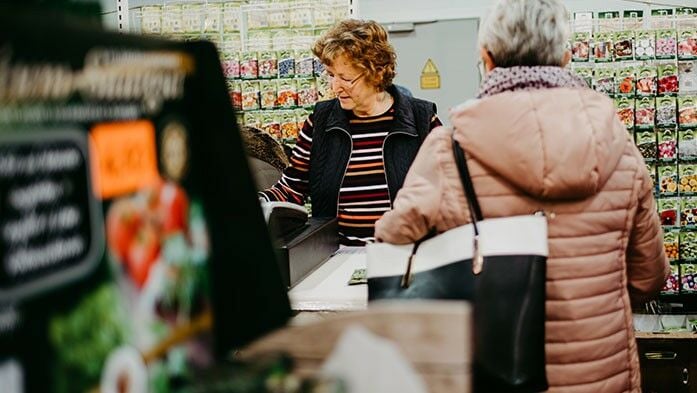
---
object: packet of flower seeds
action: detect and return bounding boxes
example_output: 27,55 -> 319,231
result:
140,5 -> 162,35
680,163 -> 697,195
680,129 -> 697,161
276,79 -> 297,108
616,66 -> 636,96
681,231 -> 697,261
295,48 -> 314,78
647,163 -> 658,194
241,80 -> 260,111
679,96 -> 697,128
659,163 -> 679,195
259,79 -> 277,110
635,30 -> 656,60
657,96 -> 677,127
635,97 -> 655,129
277,49 -> 295,78
659,197 -> 681,227
662,264 -> 680,295
297,78 -> 318,107
222,2 -> 242,32
244,110 -> 263,128
658,63 -> 679,96
615,97 -> 635,130
681,264 -> 697,293
636,65 -> 657,96
258,50 -> 278,79
594,67 -> 616,96
678,29 -> 697,60
681,197 -> 697,227
658,128 -> 678,161
574,66 -> 593,87
280,110 -> 299,141
636,129 -> 657,162
262,111 -> 282,140
592,32 -> 613,62
572,32 -> 590,62
240,51 -> 259,80
679,61 -> 697,94
656,29 -> 679,59
614,31 -> 635,61
664,229 -> 680,262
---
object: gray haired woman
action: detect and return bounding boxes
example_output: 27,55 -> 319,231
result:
375,1 -> 668,392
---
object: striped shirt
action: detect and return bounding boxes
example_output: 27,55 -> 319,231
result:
260,105 -> 441,245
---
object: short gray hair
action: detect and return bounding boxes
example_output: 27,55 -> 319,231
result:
478,0 -> 570,67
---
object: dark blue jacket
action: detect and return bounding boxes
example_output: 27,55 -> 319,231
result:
308,85 -> 437,218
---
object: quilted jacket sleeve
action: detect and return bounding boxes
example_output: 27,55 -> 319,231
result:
626,150 -> 670,305
374,126 -> 448,243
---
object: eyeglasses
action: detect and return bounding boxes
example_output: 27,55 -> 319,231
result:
324,71 -> 364,89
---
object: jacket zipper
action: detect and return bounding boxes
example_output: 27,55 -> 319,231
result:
326,126 -> 353,216
381,131 -> 416,207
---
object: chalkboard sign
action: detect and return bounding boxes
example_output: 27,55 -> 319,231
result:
0,8 -> 291,393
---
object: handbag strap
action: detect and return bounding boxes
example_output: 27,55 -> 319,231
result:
451,134 -> 483,224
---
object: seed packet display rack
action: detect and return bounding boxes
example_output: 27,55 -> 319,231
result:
133,0 -> 349,146
570,8 -> 697,299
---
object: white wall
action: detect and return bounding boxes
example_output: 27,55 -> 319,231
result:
356,0 -> 697,23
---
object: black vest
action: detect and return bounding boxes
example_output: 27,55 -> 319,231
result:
308,85 -> 437,217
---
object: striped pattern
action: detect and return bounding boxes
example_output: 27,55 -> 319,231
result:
260,106 -> 440,245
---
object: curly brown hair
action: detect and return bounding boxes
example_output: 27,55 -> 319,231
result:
312,19 -> 396,91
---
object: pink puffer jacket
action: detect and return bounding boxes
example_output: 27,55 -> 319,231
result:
375,87 -> 669,392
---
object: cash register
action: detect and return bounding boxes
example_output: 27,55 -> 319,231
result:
261,201 -> 339,288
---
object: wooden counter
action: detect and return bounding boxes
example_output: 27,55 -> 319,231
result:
238,301 -> 471,393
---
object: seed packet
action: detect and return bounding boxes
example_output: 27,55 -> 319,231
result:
221,46 -> 240,79
679,61 -> 697,93
664,229 -> 680,262
289,4 -> 313,28
572,32 -> 590,62
636,66 -> 657,96
140,6 -> 162,35
615,97 -> 635,129
680,163 -> 697,195
267,3 -> 290,28
277,79 -> 297,108
635,30 -> 656,60
647,163 -> 658,194
246,5 -> 269,30
659,163 -> 679,195
656,29 -> 678,59
181,4 -> 203,34
681,197 -> 697,227
222,3 -> 242,32
614,31 -> 635,61
635,97 -> 656,129
278,49 -> 295,78
240,51 -> 258,80
295,49 -> 314,78
297,78 -> 318,107
681,231 -> 697,261
636,130 -> 657,162
226,79 -> 242,110
657,96 -> 677,127
261,111 -> 282,140
659,197 -> 680,227
317,75 -> 335,102
203,3 -> 222,33
295,108 -> 311,131
313,58 -> 325,77
259,80 -> 277,110
662,263 -> 680,294
678,30 -> 697,60
258,50 -> 278,79
681,264 -> 697,293
680,129 -> 697,161
244,111 -> 262,128
592,32 -> 613,62
616,66 -> 636,96
658,63 -> 680,96
679,96 -> 697,128
594,67 -> 615,96
574,66 -> 593,87
280,111 -> 299,141
241,81 -> 260,111
658,128 -> 678,161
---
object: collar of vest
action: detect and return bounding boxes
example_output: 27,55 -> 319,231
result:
323,84 -> 418,137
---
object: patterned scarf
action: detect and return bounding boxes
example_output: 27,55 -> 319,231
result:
478,66 -> 588,98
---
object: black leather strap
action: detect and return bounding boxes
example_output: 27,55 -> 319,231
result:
451,134 -> 483,223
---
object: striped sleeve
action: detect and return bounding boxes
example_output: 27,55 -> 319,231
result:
258,114 -> 313,205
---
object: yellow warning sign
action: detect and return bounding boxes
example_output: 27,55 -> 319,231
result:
420,59 -> 440,89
